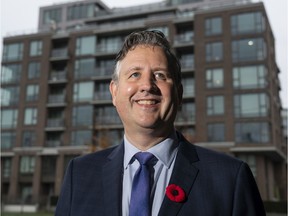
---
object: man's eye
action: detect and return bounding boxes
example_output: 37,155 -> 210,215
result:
130,72 -> 140,78
154,73 -> 166,80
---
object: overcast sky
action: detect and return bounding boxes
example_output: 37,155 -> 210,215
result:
0,0 -> 287,107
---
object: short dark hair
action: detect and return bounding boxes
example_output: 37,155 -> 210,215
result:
112,30 -> 182,87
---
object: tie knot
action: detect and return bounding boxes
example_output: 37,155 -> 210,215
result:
134,152 -> 155,165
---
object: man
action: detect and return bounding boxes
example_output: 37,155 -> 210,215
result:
55,30 -> 266,216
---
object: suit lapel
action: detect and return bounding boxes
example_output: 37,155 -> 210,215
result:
158,134 -> 199,216
102,144 -> 124,216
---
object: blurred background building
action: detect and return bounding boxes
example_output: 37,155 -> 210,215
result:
1,0 -> 287,212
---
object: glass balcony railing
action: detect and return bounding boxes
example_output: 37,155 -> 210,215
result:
45,140 -> 61,147
94,92 -> 111,101
51,48 -> 68,58
48,94 -> 65,104
46,119 -> 65,128
174,34 -> 194,45
49,71 -> 67,81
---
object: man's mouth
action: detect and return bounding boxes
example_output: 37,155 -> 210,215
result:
136,99 -> 159,105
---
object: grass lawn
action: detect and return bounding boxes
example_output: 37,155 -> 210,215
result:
1,213 -> 54,216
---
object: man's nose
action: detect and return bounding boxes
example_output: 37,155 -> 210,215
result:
139,73 -> 156,92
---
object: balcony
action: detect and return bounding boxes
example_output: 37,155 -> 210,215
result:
175,113 -> 195,126
92,66 -> 114,78
47,95 -> 66,107
95,44 -> 122,55
174,34 -> 194,46
1,99 -> 19,107
50,48 -> 68,60
94,92 -> 111,101
46,119 -> 65,131
95,115 -> 122,126
74,70 -> 95,79
45,140 -> 61,147
49,71 -> 67,83
180,60 -> 195,71
1,76 -> 21,85
48,94 -> 65,103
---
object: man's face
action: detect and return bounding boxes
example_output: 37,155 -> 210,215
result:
110,45 -> 182,135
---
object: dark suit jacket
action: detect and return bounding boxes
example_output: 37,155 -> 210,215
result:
55,132 -> 266,216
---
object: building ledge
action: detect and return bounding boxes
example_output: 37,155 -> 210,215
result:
231,146 -> 286,162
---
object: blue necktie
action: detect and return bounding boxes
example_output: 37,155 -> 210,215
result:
129,152 -> 155,216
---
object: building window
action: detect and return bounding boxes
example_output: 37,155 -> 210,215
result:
67,3 -> 95,20
95,106 -> 121,125
73,82 -> 94,102
1,64 -> 22,84
2,43 -> 23,61
30,40 -> 42,56
71,130 -> 92,146
235,122 -> 270,143
2,158 -> 12,178
72,105 -> 93,127
206,42 -> 223,62
28,62 -> 41,79
20,156 -> 35,174
94,82 -> 111,100
180,53 -> 194,69
182,77 -> 194,97
98,36 -> 122,53
205,17 -> 222,36
46,132 -> 62,147
24,108 -> 38,125
206,68 -> 224,88
1,86 -> 19,106
74,58 -> 95,79
26,84 -> 39,101
1,109 -> 18,128
43,8 -> 62,24
207,95 -> 224,116
96,59 -> 115,76
175,29 -> 194,44
207,123 -> 225,141
234,93 -> 269,117
231,12 -> 265,35
20,184 -> 33,204
176,102 -> 195,123
22,131 -> 37,147
47,108 -> 64,128
1,132 -> 16,149
76,36 -> 96,56
233,65 -> 267,89
42,156 -> 56,176
232,38 -> 266,62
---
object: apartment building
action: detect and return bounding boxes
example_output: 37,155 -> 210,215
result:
1,0 -> 286,210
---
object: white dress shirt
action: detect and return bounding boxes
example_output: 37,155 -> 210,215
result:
122,131 -> 179,216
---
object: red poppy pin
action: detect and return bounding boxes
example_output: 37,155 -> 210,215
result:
165,184 -> 186,202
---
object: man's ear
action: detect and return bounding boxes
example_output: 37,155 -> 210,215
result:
110,80 -> 118,106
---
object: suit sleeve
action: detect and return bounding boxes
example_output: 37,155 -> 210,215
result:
55,159 -> 74,216
232,162 -> 266,216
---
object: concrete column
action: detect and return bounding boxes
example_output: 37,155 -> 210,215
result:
8,154 -> 20,203
256,155 -> 267,200
32,155 -> 42,203
55,154 -> 64,195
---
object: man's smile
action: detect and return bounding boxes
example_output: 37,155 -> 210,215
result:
135,99 -> 160,105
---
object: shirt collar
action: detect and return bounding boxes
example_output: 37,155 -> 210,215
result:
123,131 -> 179,169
